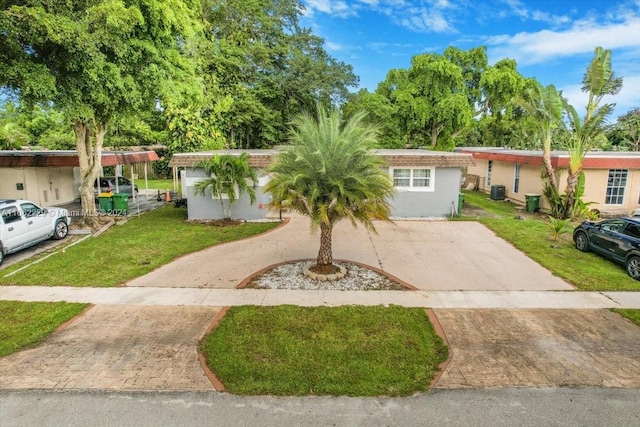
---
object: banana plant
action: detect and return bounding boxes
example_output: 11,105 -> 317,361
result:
562,47 -> 622,219
513,83 -> 564,197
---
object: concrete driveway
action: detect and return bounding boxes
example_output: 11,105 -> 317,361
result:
127,215 -> 573,291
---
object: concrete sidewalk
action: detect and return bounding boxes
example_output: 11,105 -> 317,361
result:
2,286 -> 639,308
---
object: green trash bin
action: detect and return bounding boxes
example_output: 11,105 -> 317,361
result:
525,194 -> 541,213
98,193 -> 113,213
112,193 -> 129,215
458,193 -> 465,215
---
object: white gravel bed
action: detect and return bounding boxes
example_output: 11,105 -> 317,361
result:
246,261 -> 407,291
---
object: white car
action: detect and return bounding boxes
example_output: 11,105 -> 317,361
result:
0,199 -> 71,266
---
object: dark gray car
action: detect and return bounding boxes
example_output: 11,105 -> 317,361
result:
573,217 -> 640,280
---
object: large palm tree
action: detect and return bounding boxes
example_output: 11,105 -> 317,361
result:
194,153 -> 257,219
265,108 -> 395,272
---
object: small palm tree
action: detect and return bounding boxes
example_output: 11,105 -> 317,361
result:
194,153 -> 257,219
265,108 -> 395,272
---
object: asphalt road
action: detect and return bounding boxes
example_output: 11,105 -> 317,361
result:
2,388 -> 639,426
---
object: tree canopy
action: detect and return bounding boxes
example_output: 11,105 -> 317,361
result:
343,46 -> 531,150
0,0 -> 205,223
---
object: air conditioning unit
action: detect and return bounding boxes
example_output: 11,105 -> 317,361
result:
490,185 -> 505,200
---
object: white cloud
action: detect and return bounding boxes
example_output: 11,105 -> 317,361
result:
486,16 -> 640,65
497,0 -> 571,25
304,0 -> 357,18
401,9 -> 455,32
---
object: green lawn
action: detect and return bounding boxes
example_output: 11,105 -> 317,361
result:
461,191 -> 639,292
612,309 -> 640,327
0,206 -> 279,287
135,179 -> 176,191
0,301 -> 88,357
201,305 -> 448,397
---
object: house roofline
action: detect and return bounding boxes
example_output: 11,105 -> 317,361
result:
455,147 -> 640,169
168,149 -> 475,169
0,150 -> 160,168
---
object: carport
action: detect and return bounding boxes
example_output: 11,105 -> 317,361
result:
0,150 -> 159,206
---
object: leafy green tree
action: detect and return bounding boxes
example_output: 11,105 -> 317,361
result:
1,1 -> 204,224
342,88 -> 404,148
194,153 -> 258,219
0,101 -> 74,149
606,108 -> 640,151
265,108 -> 394,271
345,46 -> 531,150
202,0 -> 357,148
562,47 -> 622,218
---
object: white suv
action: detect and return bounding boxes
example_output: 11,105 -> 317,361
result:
0,199 -> 71,266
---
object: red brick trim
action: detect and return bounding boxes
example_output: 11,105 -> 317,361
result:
426,308 -> 451,389
197,306 -> 229,392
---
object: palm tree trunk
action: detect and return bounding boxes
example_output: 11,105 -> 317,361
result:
317,223 -> 333,267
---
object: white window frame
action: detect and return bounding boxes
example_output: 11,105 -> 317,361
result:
390,168 -> 435,192
487,160 -> 493,187
513,164 -> 521,194
605,169 -> 627,205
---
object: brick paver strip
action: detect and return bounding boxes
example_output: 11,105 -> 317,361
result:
433,309 -> 640,389
0,305 -> 219,391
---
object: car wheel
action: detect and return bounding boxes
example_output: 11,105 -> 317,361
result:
574,231 -> 590,252
0,247 -> 4,266
626,256 -> 640,281
53,220 -> 68,240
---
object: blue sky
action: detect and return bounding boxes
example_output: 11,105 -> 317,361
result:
301,0 -> 640,120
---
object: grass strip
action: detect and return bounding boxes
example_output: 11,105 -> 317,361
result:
201,305 -> 448,397
612,309 -> 640,327
0,301 -> 88,357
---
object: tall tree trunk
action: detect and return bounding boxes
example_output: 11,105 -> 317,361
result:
317,222 -> 333,267
430,125 -> 438,148
75,120 -> 107,228
562,171 -> 579,219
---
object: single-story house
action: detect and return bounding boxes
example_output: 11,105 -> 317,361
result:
0,150 -> 159,206
168,149 -> 475,220
455,147 -> 640,216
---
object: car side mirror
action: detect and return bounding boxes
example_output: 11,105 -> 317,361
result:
42,209 -> 48,215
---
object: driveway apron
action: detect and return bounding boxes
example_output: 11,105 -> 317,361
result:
433,309 -> 640,389
0,305 -> 218,391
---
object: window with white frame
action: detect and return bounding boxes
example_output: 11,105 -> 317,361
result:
605,169 -> 627,205
513,164 -> 521,193
487,160 -> 493,187
391,168 -> 434,191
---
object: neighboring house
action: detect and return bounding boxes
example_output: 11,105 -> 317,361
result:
168,149 -> 475,220
456,147 -> 640,216
0,150 -> 159,206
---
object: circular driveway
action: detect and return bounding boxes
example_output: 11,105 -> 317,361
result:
127,216 -> 573,291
